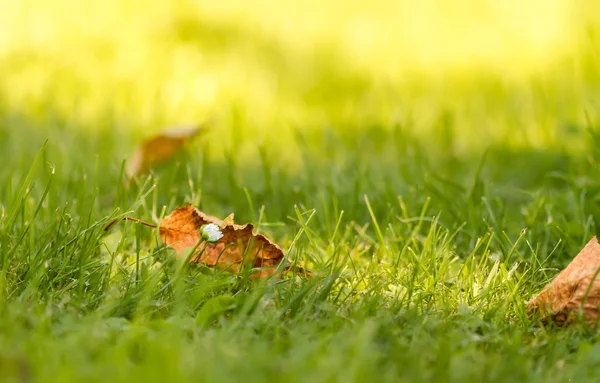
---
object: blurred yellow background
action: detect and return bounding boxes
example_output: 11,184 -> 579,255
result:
0,0 -> 598,153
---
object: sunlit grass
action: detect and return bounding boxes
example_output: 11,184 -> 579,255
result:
1,0 -> 598,146
1,1 -> 600,382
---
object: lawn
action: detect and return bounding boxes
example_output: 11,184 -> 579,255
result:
2,1 -> 600,382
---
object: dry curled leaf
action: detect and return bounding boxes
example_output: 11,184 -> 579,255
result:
126,125 -> 205,178
222,213 -> 235,226
527,237 -> 600,326
159,205 -> 285,278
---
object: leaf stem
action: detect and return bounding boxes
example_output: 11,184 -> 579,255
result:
103,217 -> 157,232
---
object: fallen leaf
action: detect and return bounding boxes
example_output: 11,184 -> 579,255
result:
222,213 -> 235,226
159,205 -> 285,277
126,125 -> 205,178
527,236 -> 600,325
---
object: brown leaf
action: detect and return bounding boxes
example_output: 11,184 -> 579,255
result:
126,125 -> 205,178
222,213 -> 235,226
527,236 -> 600,326
159,205 -> 285,277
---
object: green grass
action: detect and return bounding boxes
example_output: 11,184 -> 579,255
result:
3,1 -> 600,382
